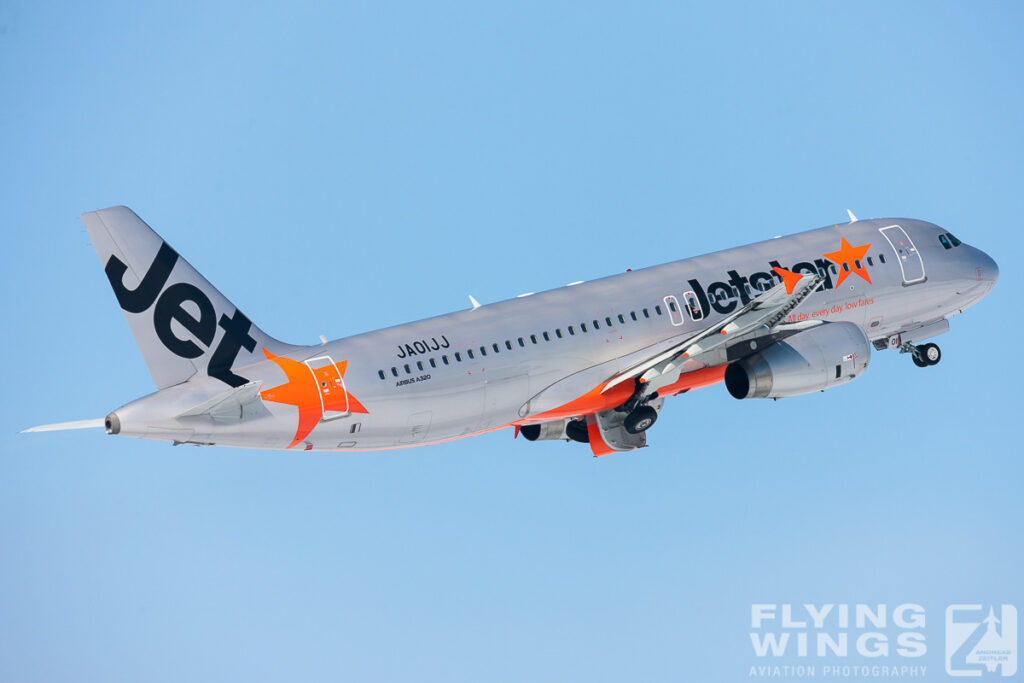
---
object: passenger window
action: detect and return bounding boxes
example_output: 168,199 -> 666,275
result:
455,352 -> 462,362
543,331 -> 550,341
830,264 -> 838,274
948,232 -> 962,247
617,314 -> 625,324
479,346 -> 487,356
404,364 -> 411,374
593,319 -> 600,329
505,340 -> 513,350
854,259 -> 862,269
655,305 -> 663,315
581,323 -> 588,332
879,253 -> 886,264
605,316 -> 613,327
378,369 -> 386,380
492,343 -> 500,353
867,257 -> 874,267
392,367 -> 399,377
643,308 -> 650,318
517,337 -> 525,347
568,326 -> 575,335
442,355 -> 450,365
630,311 -> 637,321
555,329 -> 563,338
939,234 -> 951,249
530,334 -> 538,344
417,361 -> 424,371
429,358 -> 436,368
467,349 -> 475,359
842,263 -> 850,272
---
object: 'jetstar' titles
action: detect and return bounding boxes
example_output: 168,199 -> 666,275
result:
685,238 -> 872,317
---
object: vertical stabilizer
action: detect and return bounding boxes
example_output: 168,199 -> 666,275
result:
82,206 -> 297,389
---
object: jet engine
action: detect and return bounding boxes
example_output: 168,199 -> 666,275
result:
724,322 -> 870,399
520,420 -> 569,441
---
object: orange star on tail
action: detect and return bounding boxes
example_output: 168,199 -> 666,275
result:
260,349 -> 368,448
822,237 -> 872,287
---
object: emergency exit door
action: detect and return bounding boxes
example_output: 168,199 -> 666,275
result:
304,355 -> 350,420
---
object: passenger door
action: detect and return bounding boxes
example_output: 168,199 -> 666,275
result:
879,225 -> 925,285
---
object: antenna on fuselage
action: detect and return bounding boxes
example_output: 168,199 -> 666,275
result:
468,295 -> 481,310
846,209 -> 858,223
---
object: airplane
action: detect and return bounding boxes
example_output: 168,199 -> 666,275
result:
24,206 -> 997,456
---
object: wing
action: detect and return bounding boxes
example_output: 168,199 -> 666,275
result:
602,269 -> 825,394
517,269 -> 826,455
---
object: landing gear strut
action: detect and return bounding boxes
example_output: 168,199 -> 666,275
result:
901,341 -> 941,367
617,378 -> 659,434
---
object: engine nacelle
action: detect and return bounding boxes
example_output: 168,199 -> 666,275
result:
724,322 -> 870,399
520,420 -> 570,441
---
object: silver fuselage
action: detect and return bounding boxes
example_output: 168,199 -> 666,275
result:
110,218 -> 998,451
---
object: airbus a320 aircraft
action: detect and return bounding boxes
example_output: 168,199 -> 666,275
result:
26,207 -> 997,455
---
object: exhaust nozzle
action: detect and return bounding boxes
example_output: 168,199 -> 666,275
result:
104,413 -> 121,435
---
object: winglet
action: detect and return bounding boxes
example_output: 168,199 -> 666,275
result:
772,266 -> 803,295
468,295 -> 481,310
846,209 -> 858,223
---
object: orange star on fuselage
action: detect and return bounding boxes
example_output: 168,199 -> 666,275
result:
259,348 -> 368,448
822,237 -> 872,287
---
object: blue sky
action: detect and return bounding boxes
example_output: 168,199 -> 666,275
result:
2,2 -> 1022,681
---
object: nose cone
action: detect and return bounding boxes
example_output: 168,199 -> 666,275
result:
974,248 -> 999,287
959,245 -> 998,312
966,245 -> 999,288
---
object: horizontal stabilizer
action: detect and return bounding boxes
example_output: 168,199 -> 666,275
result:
22,418 -> 106,433
177,381 -> 264,422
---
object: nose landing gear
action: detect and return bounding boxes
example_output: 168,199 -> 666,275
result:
902,341 -> 941,367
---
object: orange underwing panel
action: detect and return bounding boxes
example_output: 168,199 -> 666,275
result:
523,380 -> 635,423
586,415 -> 616,457
658,364 -> 727,397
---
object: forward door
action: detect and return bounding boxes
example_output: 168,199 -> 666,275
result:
879,225 -> 925,284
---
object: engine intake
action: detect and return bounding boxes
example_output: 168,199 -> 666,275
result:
725,322 -> 870,399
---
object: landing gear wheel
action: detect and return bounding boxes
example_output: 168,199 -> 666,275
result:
565,419 -> 589,443
921,343 -> 941,366
624,406 -> 658,434
912,353 -> 929,368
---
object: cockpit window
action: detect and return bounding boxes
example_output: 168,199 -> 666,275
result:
947,232 -> 962,247
939,234 -> 952,249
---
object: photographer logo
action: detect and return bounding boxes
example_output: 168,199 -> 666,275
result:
946,605 -> 1017,677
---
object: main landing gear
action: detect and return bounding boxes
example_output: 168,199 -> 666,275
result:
624,405 -> 658,434
614,380 -> 660,435
902,341 -> 941,367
